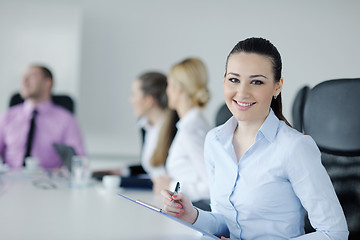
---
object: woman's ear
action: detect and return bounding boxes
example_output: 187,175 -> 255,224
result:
144,95 -> 155,108
274,78 -> 283,96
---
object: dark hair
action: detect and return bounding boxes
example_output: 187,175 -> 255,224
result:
30,64 -> 53,80
138,72 -> 168,109
226,37 -> 291,127
39,66 -> 53,80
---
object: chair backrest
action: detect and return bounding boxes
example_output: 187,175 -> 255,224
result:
301,78 -> 360,238
303,78 -> 360,156
9,92 -> 75,114
215,103 -> 233,126
291,86 -> 309,132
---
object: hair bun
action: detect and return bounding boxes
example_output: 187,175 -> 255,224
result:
194,89 -> 210,107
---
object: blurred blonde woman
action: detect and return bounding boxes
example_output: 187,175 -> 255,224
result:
152,58 -> 211,208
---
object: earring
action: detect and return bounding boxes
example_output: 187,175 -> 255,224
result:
274,95 -> 278,99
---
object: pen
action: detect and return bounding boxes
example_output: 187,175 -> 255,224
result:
174,181 -> 180,194
171,182 -> 180,206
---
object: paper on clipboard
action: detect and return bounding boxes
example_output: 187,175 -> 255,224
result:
118,194 -> 219,239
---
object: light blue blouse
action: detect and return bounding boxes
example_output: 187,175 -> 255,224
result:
194,109 -> 348,240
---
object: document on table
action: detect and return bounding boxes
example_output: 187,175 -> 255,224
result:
118,194 -> 219,239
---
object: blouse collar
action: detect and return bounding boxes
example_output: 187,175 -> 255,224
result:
216,108 -> 280,144
176,107 -> 200,129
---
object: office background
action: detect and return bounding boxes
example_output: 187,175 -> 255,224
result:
0,0 -> 359,158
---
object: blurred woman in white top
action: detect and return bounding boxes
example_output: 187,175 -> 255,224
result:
152,58 -> 211,204
129,72 -> 177,178
92,72 -> 178,185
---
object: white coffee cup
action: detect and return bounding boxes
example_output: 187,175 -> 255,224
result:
25,157 -> 39,172
103,175 -> 121,190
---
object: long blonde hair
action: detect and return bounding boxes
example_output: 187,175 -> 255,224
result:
150,110 -> 179,167
169,57 -> 210,108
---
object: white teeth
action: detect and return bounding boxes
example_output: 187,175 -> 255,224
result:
239,103 -> 252,107
235,100 -> 253,107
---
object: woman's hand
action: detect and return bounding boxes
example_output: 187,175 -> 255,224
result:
220,237 -> 238,240
151,175 -> 172,193
160,190 -> 199,225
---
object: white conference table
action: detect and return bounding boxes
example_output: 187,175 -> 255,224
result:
0,158 -> 210,240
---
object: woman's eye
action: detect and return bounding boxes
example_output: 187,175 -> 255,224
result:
251,80 -> 263,85
228,78 -> 239,83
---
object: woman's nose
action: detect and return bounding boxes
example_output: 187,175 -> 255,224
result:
236,83 -> 250,98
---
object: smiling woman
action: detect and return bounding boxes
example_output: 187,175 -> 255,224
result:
224,53 -> 282,125
224,37 -> 290,128
161,37 -> 349,240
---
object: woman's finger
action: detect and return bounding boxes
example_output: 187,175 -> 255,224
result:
163,201 -> 183,211
163,195 -> 177,206
160,189 -> 172,198
170,192 -> 185,201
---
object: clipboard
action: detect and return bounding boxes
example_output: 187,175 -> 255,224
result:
118,194 -> 219,239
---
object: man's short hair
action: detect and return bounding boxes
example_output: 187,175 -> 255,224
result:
31,64 -> 53,80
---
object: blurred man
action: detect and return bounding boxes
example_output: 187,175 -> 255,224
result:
0,64 -> 85,170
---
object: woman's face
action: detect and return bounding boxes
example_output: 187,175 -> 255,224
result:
166,76 -> 181,110
224,52 -> 282,124
130,79 -> 152,118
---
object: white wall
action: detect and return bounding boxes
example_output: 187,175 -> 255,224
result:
1,0 -> 360,157
0,1 -> 82,110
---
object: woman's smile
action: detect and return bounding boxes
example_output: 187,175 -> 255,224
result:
233,99 -> 256,110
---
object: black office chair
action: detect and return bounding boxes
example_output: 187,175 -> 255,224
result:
9,92 -> 75,114
291,86 -> 309,132
302,78 -> 360,239
215,103 -> 233,126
